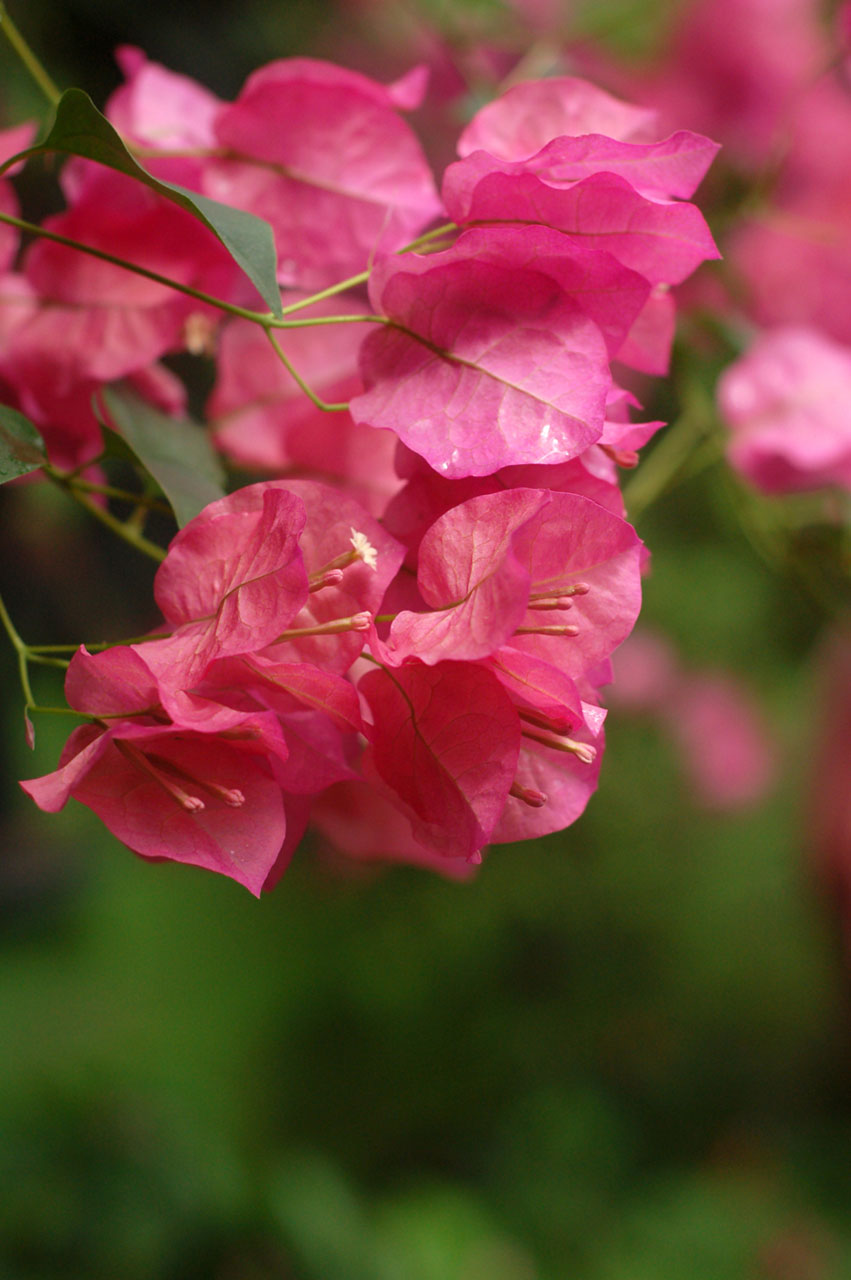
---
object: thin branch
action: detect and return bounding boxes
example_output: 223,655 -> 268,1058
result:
0,590 -> 36,707
0,3 -> 61,107
265,330 -> 350,412
45,470 -> 167,562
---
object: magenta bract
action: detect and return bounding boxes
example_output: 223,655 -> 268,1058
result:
360,660 -> 521,861
207,58 -> 442,289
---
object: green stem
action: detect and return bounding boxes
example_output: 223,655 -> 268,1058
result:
53,473 -> 172,513
45,467 -> 167,561
0,589 -> 36,707
0,3 -> 61,107
265,330 -> 350,412
0,209 -> 273,324
277,271 -> 371,315
29,631 -> 169,652
272,223 -> 460,320
27,653 -> 71,669
273,314 -> 386,329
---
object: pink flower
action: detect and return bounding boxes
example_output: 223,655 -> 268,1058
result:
359,659 -> 521,861
257,478 -> 405,673
610,631 -> 777,811
204,58 -> 442,288
21,647 -> 291,895
638,0 -> 826,167
491,698 -> 606,842
15,168 -> 240,387
132,484 -> 310,694
456,76 -> 660,160
718,327 -> 851,493
104,46 -> 223,188
351,226 -> 649,477
378,487 -> 643,679
665,673 -> 777,810
311,780 -> 478,880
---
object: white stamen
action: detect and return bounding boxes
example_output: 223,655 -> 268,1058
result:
350,528 -> 378,571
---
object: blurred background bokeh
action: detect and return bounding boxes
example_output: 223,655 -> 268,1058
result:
2,1 -> 851,1276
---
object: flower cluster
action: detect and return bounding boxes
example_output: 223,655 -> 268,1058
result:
10,52 -> 718,891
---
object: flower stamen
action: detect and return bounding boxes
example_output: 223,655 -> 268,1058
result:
510,781 -> 548,807
272,611 -> 371,641
115,740 -> 206,812
521,728 -> 597,764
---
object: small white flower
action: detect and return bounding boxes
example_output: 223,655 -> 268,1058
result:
350,528 -> 378,570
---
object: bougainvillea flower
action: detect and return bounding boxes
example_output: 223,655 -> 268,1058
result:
492,700 -> 605,842
197,653 -> 364,795
442,160 -> 719,286
352,227 -> 649,477
485,647 -> 585,734
615,286 -> 676,376
21,646 -> 291,895
666,674 -> 777,810
104,45 -> 224,188
609,630 -> 777,811
205,58 -> 442,289
18,169 -> 240,385
311,780 -> 478,880
471,129 -> 720,201
6,352 -> 186,472
729,207 -> 851,350
381,488 -> 643,679
133,484 -> 310,693
257,478 -> 405,673
359,659 -> 521,861
381,441 -> 628,570
457,76 -> 660,160
718,326 -> 851,493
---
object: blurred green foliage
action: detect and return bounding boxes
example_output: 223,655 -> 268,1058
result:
2,0 -> 851,1275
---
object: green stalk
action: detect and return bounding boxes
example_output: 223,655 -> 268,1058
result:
0,4 -> 61,107
266,330 -> 350,412
0,589 -> 36,707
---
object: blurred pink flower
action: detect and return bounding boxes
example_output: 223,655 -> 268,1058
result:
611,631 -> 778,810
718,326 -> 851,494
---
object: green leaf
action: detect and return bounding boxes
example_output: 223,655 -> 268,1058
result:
101,386 -> 226,527
16,88 -> 283,319
0,406 -> 46,484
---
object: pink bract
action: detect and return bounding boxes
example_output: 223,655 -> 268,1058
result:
258,479 -> 405,673
666,674 -> 777,810
718,326 -> 851,493
311,780 -> 478,880
442,164 -> 719,287
205,58 -> 442,289
0,123 -> 37,271
21,646 -> 292,895
359,660 -> 520,861
352,227 -> 649,477
19,169 -> 240,384
135,485 -> 310,693
207,303 -> 402,512
105,46 -> 223,187
493,700 -> 605,842
457,76 -> 660,160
